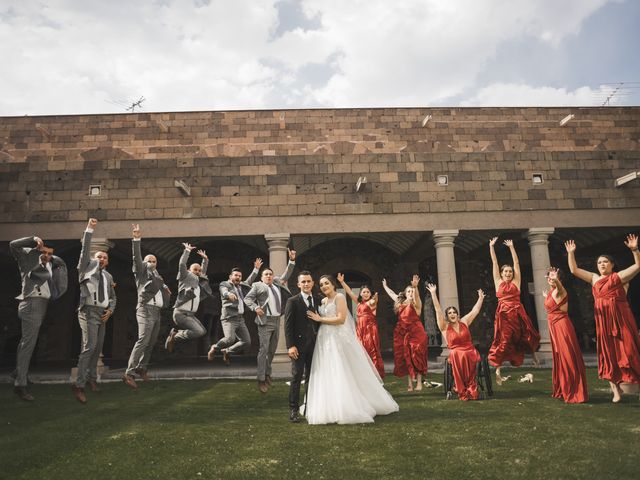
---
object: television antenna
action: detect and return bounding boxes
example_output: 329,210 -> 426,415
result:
106,96 -> 146,112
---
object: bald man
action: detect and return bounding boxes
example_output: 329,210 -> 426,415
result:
122,224 -> 171,389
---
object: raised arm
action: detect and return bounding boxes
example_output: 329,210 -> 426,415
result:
131,224 -> 144,276
9,236 -> 38,258
337,273 -> 358,304
244,258 -> 263,286
547,268 -> 566,304
618,234 -> 640,284
489,236 -> 501,290
564,240 -> 596,284
461,289 -> 486,327
369,292 -> 378,312
177,243 -> 194,280
426,283 -> 446,333
411,275 -> 422,315
197,249 -> 209,275
504,239 -> 521,289
78,218 -> 97,272
278,249 -> 296,283
381,278 -> 398,303
308,294 -> 347,325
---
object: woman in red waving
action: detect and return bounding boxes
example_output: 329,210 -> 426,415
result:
337,273 -> 385,378
488,237 -> 540,385
383,275 -> 428,392
544,267 -> 588,404
427,283 -> 485,401
565,234 -> 640,403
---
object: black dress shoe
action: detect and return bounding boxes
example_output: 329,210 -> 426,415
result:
14,386 -> 34,402
289,408 -> 301,423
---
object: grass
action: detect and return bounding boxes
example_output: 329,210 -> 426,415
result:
1,368 -> 639,480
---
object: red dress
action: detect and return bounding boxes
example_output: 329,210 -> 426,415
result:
592,273 -> 640,384
356,302 -> 385,378
488,282 -> 540,367
446,322 -> 481,401
545,290 -> 588,403
393,304 -> 428,378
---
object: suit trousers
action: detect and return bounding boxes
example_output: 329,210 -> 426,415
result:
257,316 -> 280,381
76,305 -> 106,387
289,338 -> 316,410
173,309 -> 206,341
125,305 -> 162,375
14,297 -> 49,387
214,315 -> 251,354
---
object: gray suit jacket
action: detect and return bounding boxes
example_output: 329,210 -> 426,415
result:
10,236 -> 68,301
244,261 -> 295,326
219,267 -> 259,320
77,229 -> 117,312
132,239 -> 170,309
173,248 -> 212,309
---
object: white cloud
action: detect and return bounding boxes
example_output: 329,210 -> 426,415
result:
460,83 -> 614,106
0,0 -> 624,115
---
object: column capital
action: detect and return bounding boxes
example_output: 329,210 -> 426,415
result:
90,238 -> 114,255
433,230 -> 459,248
527,227 -> 555,246
264,233 -> 290,250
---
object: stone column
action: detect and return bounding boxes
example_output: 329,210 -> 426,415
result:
527,228 -> 554,363
433,230 -> 460,360
265,233 -> 292,368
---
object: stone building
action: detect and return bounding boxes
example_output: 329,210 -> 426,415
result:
0,107 -> 638,369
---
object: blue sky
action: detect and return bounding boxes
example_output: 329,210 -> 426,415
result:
1,0 -> 638,115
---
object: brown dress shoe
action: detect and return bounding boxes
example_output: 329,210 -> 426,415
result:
72,386 -> 87,404
258,380 -> 268,394
222,349 -> 231,365
265,374 -> 273,386
207,345 -> 216,361
165,329 -> 177,353
134,368 -> 150,382
14,386 -> 34,402
122,374 -> 138,389
87,379 -> 100,392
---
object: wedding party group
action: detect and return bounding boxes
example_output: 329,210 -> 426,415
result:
8,216 -> 640,424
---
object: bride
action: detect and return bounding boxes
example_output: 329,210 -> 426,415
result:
305,274 -> 399,425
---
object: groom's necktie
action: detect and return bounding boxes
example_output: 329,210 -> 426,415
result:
307,295 -> 313,310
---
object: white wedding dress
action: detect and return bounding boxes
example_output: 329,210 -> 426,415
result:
306,294 -> 399,425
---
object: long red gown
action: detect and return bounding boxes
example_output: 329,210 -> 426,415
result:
488,282 -> 540,367
447,322 -> 481,401
592,273 -> 640,384
545,290 -> 588,403
393,304 -> 428,378
356,302 -> 385,378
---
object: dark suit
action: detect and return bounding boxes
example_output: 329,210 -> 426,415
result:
285,292 -> 320,411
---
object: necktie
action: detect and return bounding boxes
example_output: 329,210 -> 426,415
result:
307,295 -> 313,310
268,284 -> 281,315
236,285 -> 244,301
98,271 -> 105,303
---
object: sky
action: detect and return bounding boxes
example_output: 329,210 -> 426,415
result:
1,0 -> 639,116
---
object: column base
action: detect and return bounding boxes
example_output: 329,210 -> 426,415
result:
270,354 -> 292,379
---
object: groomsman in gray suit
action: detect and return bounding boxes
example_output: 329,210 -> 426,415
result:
73,218 -> 117,404
123,224 -> 171,389
207,258 -> 262,364
244,249 -> 296,393
10,235 -> 68,401
164,242 -> 212,352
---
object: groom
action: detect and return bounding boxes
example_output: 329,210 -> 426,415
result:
284,270 -> 319,423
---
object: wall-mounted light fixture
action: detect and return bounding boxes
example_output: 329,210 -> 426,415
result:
356,176 -> 367,192
532,173 -> 544,185
614,171 -> 639,187
421,114 -> 432,127
88,185 -> 102,197
437,175 -> 448,186
559,114 -> 575,126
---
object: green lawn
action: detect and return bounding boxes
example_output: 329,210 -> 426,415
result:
2,368 -> 639,480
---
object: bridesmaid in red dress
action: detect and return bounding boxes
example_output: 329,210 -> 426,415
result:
426,283 -> 485,400
383,275 -> 428,391
544,267 -> 588,403
337,273 -> 385,378
488,237 -> 541,385
565,234 -> 640,403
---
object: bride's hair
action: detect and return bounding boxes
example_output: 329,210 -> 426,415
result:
319,274 -> 338,292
